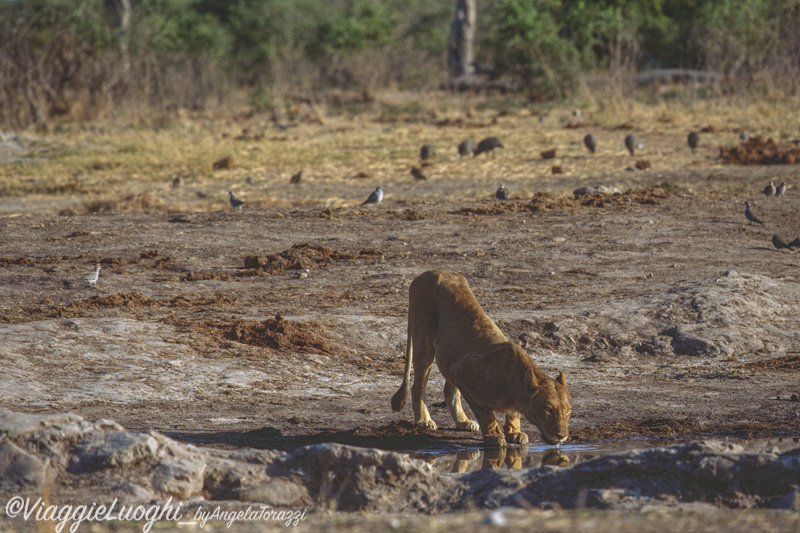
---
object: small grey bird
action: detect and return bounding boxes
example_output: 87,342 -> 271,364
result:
458,139 -> 475,158
362,186 -> 384,205
290,170 -> 303,184
83,265 -> 101,286
776,182 -> 787,196
584,133 -> 597,154
739,131 -> 750,141
420,144 -> 435,162
688,131 -> 699,151
474,137 -> 504,156
763,181 -> 776,196
624,134 -> 637,156
495,184 -> 509,201
410,166 -> 428,180
772,235 -> 791,250
228,191 -> 244,210
744,201 -> 764,225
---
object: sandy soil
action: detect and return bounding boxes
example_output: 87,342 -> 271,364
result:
1,179 -> 799,456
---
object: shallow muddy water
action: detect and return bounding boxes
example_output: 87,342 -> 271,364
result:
410,436 -> 800,473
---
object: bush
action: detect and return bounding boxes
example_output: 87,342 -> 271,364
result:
482,0 -> 581,101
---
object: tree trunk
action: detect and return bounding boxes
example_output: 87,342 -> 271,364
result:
447,0 -> 476,79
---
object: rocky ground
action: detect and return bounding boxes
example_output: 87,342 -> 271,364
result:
1,110 -> 800,530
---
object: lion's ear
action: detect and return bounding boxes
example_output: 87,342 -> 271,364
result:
556,370 -> 566,386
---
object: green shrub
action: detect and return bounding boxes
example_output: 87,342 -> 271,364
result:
483,0 -> 581,101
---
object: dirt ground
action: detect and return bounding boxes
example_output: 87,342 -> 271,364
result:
1,176 -> 799,457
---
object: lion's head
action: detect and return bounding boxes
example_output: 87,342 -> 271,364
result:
522,367 -> 571,445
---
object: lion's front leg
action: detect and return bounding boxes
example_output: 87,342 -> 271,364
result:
444,381 -> 479,432
503,413 -> 529,445
465,399 -> 506,448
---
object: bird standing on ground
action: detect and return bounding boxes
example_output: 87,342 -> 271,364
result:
420,144 -> 435,162
290,170 -> 303,184
776,182 -> 787,196
83,265 -> 101,286
744,201 -> 764,225
688,131 -> 699,151
362,186 -> 384,205
584,133 -> 597,154
458,139 -> 475,158
410,167 -> 428,181
474,137 -> 504,157
772,235 -> 792,250
495,184 -> 509,201
624,134 -> 637,156
228,191 -> 244,210
763,181 -> 776,196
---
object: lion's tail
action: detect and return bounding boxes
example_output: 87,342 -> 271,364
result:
391,326 -> 413,412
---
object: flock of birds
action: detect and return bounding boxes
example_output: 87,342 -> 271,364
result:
82,126 -> 796,287
227,136 -> 507,209
349,131 -> 674,205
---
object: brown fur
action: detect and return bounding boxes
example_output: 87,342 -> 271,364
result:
391,270 -> 571,447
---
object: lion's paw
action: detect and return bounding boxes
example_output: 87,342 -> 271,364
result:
416,419 -> 437,431
505,431 -> 529,445
456,420 -> 480,432
483,435 -> 507,448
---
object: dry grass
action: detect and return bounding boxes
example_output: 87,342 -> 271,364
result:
3,89 -> 800,216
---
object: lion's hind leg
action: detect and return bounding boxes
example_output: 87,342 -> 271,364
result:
444,381 -> 479,432
410,337 -> 437,430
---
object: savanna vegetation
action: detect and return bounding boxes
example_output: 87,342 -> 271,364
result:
2,0 -> 800,130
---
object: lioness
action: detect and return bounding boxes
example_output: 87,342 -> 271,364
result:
391,270 -> 571,447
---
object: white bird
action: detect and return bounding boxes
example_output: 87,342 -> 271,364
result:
228,191 -> 244,210
776,182 -> 787,196
83,265 -> 101,286
744,201 -> 764,225
362,186 -> 384,205
495,184 -> 509,201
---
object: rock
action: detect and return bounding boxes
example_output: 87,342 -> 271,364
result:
0,439 -> 47,491
773,487 -> 800,510
663,325 -> 718,356
68,431 -> 160,473
465,440 -> 800,510
2,410 -> 800,514
151,455 -> 207,499
272,443 -> 461,512
236,479 -> 308,507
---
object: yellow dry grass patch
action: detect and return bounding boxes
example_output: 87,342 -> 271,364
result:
2,91 -> 800,215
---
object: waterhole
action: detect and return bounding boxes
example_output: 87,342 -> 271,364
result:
409,436 -> 800,474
